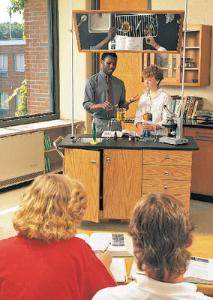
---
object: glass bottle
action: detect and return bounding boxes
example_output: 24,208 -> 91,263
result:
92,122 -> 96,143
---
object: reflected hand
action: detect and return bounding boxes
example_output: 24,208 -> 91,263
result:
145,36 -> 159,49
107,27 -> 117,41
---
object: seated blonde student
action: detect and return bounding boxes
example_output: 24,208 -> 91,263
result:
0,174 -> 116,300
93,193 -> 212,300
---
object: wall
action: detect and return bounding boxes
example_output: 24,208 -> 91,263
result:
59,0 -> 91,122
24,0 -> 50,114
152,0 -> 213,110
59,0 -> 213,124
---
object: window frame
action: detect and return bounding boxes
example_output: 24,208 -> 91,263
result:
0,0 -> 60,128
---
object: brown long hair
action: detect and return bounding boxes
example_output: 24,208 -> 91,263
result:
13,174 -> 87,242
143,65 -> 164,87
129,193 -> 194,281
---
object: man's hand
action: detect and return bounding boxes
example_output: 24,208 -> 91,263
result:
123,94 -> 139,110
101,100 -> 113,111
90,101 -> 113,112
128,94 -> 140,104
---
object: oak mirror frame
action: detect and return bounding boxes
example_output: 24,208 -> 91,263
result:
73,10 -> 184,53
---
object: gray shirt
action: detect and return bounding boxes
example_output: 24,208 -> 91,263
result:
83,70 -> 126,120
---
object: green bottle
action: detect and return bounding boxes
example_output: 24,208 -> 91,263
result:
92,122 -> 96,143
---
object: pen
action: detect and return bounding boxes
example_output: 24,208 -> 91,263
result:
103,242 -> 111,252
191,256 -> 212,263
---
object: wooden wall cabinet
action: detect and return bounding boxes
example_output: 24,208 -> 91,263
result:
142,25 -> 212,86
184,127 -> 213,196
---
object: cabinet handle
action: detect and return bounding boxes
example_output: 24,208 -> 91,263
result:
164,171 -> 169,176
163,185 -> 168,189
91,160 -> 96,164
164,155 -> 170,159
106,157 -> 111,162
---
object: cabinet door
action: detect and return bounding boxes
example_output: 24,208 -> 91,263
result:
64,149 -> 100,222
103,149 -> 142,219
184,127 -> 213,196
142,53 -> 180,84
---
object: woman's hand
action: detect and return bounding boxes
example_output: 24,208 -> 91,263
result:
96,251 -> 112,270
136,122 -> 161,132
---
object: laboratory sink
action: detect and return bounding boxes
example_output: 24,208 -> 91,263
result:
78,137 -> 103,144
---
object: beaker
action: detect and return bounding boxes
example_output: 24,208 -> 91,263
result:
116,108 -> 126,122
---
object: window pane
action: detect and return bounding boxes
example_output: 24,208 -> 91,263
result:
14,54 -> 25,72
0,0 -> 56,121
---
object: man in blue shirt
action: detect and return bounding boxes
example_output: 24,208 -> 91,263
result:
83,52 -> 138,135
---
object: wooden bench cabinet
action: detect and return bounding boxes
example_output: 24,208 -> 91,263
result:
61,136 -> 197,222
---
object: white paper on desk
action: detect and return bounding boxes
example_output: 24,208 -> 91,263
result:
110,258 -> 127,283
129,260 -> 145,280
76,232 -> 133,257
89,233 -> 133,256
184,258 -> 213,281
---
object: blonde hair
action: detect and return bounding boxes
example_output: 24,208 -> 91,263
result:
129,193 -> 194,281
13,174 -> 87,242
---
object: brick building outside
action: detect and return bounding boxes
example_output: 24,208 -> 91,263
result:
0,0 -> 50,120
0,40 -> 25,118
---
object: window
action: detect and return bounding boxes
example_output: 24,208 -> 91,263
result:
0,92 -> 9,118
0,0 -> 59,127
14,54 -> 25,72
0,54 -> 8,78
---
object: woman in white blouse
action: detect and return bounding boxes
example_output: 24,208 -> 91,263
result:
134,65 -> 171,135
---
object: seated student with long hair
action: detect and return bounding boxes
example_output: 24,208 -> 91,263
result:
93,193 -> 212,300
0,174 -> 116,300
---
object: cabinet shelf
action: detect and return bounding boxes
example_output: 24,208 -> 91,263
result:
142,24 -> 212,86
185,46 -> 200,49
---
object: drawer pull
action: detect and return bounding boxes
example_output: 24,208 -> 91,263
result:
164,171 -> 169,176
164,185 -> 168,189
164,155 -> 170,159
91,160 -> 96,164
106,157 -> 111,162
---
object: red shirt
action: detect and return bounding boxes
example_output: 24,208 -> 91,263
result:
0,235 -> 116,300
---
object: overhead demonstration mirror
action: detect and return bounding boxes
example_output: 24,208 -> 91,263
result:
73,10 -> 184,53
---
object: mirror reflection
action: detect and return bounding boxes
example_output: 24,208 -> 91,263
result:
73,10 -> 184,52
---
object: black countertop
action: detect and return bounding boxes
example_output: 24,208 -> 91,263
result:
59,135 -> 198,151
124,118 -> 213,129
183,120 -> 213,129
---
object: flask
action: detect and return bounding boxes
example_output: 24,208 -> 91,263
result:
92,122 -> 96,143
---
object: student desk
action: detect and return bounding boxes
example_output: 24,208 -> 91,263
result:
77,230 -> 213,296
188,234 -> 213,296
